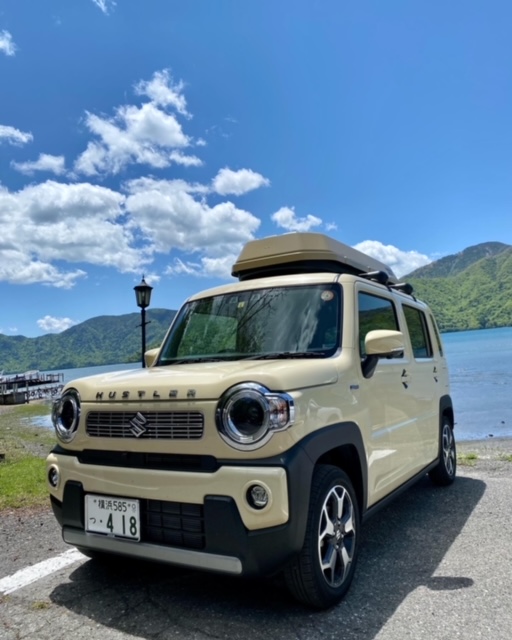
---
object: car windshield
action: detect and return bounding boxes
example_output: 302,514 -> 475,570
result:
157,284 -> 341,364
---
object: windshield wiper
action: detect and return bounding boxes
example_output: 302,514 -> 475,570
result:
244,351 -> 327,360
159,357 -> 226,365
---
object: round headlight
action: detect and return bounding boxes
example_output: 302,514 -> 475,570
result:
217,383 -> 294,449
52,389 -> 81,443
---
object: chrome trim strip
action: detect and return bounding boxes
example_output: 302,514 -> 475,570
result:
63,528 -> 242,575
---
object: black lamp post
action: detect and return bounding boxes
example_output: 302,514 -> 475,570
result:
134,275 -> 153,368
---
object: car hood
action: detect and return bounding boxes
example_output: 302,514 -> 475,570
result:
70,359 -> 339,402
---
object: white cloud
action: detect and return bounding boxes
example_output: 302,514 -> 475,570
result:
75,102 -> 191,176
91,0 -> 116,14
0,30 -> 16,56
124,176 -> 209,197
0,180 -> 150,287
166,254 -> 237,279
134,69 -> 189,117
0,124 -> 33,146
125,177 -> 260,274
212,168 -> 270,196
165,258 -> 203,277
271,206 -> 322,232
0,249 -> 86,289
37,315 -> 78,333
169,150 -> 203,167
0,326 -> 19,335
0,69 -> 274,289
353,240 -> 432,278
12,153 -> 66,175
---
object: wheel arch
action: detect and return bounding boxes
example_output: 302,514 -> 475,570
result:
316,445 -> 364,515
440,394 -> 454,428
298,422 -> 368,516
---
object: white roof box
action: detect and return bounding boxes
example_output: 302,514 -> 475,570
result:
232,233 -> 398,283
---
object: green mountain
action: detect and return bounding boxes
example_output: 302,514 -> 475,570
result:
0,308 -> 176,374
406,243 -> 512,332
406,242 -> 510,279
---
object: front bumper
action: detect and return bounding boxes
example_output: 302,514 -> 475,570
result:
47,446 -> 314,577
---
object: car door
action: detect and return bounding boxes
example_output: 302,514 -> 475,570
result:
355,287 -> 417,503
400,303 -> 441,468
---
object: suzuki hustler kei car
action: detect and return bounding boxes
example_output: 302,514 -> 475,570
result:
47,232 -> 456,609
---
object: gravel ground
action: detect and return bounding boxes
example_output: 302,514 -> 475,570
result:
1,453 -> 511,640
1,434 -> 512,640
2,401 -> 512,639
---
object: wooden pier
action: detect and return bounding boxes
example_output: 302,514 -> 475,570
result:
0,371 -> 64,405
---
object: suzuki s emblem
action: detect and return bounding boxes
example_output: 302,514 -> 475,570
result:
129,412 -> 148,437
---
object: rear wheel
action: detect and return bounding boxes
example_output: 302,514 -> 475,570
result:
284,465 -> 360,609
429,417 -> 456,486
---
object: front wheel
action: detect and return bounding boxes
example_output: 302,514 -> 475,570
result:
284,465 -> 360,609
429,418 -> 456,486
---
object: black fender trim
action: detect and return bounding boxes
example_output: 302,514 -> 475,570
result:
437,394 -> 455,463
217,420 -> 368,554
440,394 -> 454,424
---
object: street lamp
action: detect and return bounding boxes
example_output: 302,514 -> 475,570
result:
134,275 -> 153,368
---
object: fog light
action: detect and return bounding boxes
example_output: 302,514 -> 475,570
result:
247,484 -> 270,509
48,465 -> 60,489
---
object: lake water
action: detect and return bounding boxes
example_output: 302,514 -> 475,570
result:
38,327 -> 512,442
442,327 -> 512,441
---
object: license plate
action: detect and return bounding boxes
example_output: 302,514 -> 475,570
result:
85,494 -> 140,541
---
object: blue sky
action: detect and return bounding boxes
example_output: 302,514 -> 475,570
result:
1,0 -> 512,338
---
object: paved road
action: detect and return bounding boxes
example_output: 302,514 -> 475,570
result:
1,454 -> 511,640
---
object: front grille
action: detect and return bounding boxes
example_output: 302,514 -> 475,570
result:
141,499 -> 205,549
86,411 -> 204,439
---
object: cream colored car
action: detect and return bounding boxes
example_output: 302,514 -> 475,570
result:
47,233 -> 456,609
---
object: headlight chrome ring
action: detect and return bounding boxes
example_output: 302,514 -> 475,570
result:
52,388 -> 81,443
216,383 -> 294,450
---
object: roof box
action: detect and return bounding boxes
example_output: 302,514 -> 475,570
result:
232,233 -> 398,283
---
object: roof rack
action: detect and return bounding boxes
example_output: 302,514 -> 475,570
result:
232,233 -> 399,283
389,282 -> 415,295
359,270 -> 391,285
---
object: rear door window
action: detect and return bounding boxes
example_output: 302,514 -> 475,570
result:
403,306 -> 433,359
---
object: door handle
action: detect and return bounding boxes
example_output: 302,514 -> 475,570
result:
401,369 -> 410,389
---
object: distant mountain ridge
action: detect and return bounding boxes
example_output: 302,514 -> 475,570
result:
406,242 -> 512,332
0,308 -> 176,374
407,241 -> 510,279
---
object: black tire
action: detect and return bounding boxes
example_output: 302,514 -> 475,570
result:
284,465 -> 360,609
429,417 -> 456,486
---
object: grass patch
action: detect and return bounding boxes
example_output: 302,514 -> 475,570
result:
0,402 -> 55,511
0,456 -> 50,510
457,452 -> 479,466
499,453 -> 512,462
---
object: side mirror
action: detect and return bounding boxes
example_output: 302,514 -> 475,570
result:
365,330 -> 404,358
362,330 -> 404,378
144,348 -> 160,368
